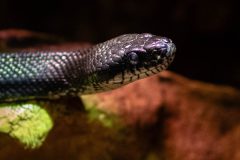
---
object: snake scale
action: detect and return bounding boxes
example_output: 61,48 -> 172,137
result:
0,33 -> 176,101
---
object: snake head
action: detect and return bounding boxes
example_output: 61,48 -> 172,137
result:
91,33 -> 176,91
110,33 -> 175,74
119,33 -> 176,72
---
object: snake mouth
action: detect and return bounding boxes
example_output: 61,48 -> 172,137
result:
136,54 -> 174,76
108,52 -> 175,86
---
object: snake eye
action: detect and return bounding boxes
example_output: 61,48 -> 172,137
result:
160,46 -> 168,55
127,52 -> 139,65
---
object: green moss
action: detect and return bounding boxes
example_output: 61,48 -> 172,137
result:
87,107 -> 116,128
0,103 -> 53,149
81,95 -> 119,128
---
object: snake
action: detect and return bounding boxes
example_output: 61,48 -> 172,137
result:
0,33 -> 176,101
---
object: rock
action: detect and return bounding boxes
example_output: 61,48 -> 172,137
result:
83,71 -> 240,160
0,71 -> 239,160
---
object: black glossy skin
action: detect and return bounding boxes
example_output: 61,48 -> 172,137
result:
0,33 -> 176,101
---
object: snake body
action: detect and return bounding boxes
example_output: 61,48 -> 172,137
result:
0,33 -> 176,101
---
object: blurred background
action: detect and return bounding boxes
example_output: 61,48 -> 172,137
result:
0,0 -> 239,87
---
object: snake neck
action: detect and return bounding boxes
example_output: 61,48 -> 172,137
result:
71,44 -> 123,94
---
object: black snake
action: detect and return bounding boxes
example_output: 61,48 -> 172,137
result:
0,33 -> 176,101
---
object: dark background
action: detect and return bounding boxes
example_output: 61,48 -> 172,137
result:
0,0 -> 239,87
